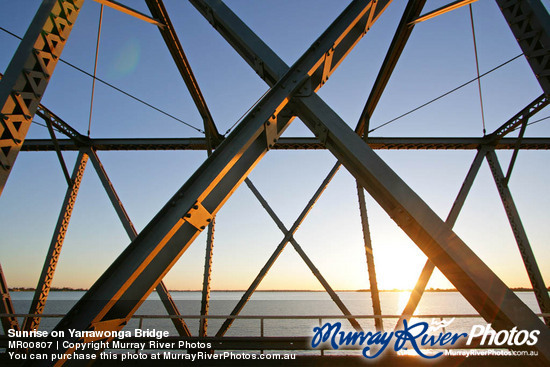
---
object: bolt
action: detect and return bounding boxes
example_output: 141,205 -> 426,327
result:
200,226 -> 205,230
193,205 -> 199,210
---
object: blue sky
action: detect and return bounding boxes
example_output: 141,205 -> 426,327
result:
0,0 -> 549,293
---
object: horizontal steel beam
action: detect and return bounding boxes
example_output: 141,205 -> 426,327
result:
20,137 -> 550,151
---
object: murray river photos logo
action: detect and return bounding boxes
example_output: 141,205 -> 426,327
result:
310,319 -> 540,359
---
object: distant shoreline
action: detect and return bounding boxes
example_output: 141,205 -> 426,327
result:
9,287 -> 546,292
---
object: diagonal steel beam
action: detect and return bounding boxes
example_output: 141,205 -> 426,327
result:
395,148 -> 487,330
85,148 -> 192,337
504,119 -> 528,184
295,94 -> 550,361
38,2 -> 390,363
215,163 -> 342,337
145,0 -> 222,149
357,0 -> 427,134
44,118 -> 72,186
189,3 -> 416,329
194,5 -> 550,361
23,150 -> 88,332
495,0 -> 550,96
410,0 -> 478,25
485,149 -> 550,326
485,94 -> 548,142
0,263 -> 19,333
93,0 -> 164,27
0,0 -> 84,198
244,177 -> 362,331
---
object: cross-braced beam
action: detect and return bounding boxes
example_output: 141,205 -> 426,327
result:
215,163 -> 345,337
33,2 -> 390,363
193,2 -> 550,361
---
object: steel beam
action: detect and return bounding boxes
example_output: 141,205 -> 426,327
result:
295,94 -> 550,360
35,104 -> 89,145
244,177 -> 362,331
0,0 -> 84,197
22,150 -> 88,331
44,118 -> 72,186
410,0 -> 478,25
216,163 -> 342,337
356,182 -> 383,332
486,94 -> 548,141
485,149 -> 550,326
199,217 -> 215,337
495,0 -> 550,96
357,0 -> 427,135
93,0 -> 164,27
0,263 -> 19,333
37,2 -> 390,363
194,3 -> 550,360
395,148 -> 487,329
145,0 -> 222,148
85,148 -> 191,337
20,136 -> 550,151
504,119 -> 527,184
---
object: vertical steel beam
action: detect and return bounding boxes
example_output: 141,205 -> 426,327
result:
23,150 -> 88,331
244,177 -> 362,331
215,163 -> 341,337
395,148 -> 487,329
199,217 -> 215,337
485,149 -> 550,326
356,183 -> 383,332
0,263 -> 19,333
495,0 -> 550,96
85,148 -> 191,337
0,0 -> 84,197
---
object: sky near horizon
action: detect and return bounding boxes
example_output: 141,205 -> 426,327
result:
0,0 -> 549,297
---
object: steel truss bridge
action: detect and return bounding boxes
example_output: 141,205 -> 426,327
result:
0,0 -> 549,365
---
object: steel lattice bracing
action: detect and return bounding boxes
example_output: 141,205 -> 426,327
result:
0,0 -> 549,365
0,0 -> 83,196
496,0 -> 550,96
